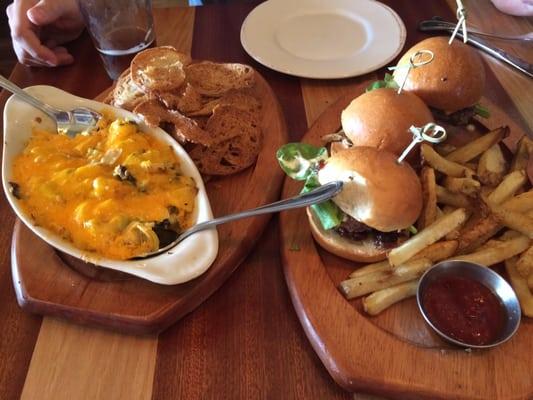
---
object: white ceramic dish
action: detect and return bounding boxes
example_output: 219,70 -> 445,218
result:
2,85 -> 218,285
241,0 -> 406,79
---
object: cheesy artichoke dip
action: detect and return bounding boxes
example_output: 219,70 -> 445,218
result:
11,117 -> 197,260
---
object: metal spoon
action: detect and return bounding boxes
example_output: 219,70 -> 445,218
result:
139,180 -> 344,258
0,74 -> 101,137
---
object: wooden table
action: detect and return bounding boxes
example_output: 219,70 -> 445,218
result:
0,1 -> 531,399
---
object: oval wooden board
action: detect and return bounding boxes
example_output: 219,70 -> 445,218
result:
279,82 -> 533,400
12,71 -> 288,334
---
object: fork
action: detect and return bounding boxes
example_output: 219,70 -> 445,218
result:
419,18 -> 533,43
0,74 -> 101,137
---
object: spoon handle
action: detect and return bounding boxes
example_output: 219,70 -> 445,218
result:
0,75 -> 61,119
153,180 -> 343,256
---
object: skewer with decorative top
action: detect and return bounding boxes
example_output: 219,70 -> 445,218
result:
389,50 -> 434,95
397,123 -> 447,164
449,0 -> 468,43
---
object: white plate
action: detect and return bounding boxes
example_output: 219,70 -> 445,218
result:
2,86 -> 218,285
241,0 -> 406,79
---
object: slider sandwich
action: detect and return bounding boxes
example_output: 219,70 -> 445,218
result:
278,145 -> 423,262
393,36 -> 488,125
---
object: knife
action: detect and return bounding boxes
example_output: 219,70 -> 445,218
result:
418,18 -> 533,79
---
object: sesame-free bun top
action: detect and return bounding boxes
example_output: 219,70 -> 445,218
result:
392,36 -> 485,113
341,88 -> 433,157
318,147 -> 422,232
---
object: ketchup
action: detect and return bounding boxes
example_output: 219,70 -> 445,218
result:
422,276 -> 505,346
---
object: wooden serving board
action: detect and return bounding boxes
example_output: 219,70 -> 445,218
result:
12,71 -> 288,335
279,82 -> 533,400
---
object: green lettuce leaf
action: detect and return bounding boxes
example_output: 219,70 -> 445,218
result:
473,103 -> 490,119
302,174 -> 343,230
365,73 -> 399,93
276,143 -> 328,181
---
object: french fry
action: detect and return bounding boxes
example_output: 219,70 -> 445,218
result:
502,190 -> 533,213
418,167 -> 438,230
505,257 -> 533,318
411,240 -> 459,262
486,170 -> 527,205
477,143 -> 507,186
491,206 -> 533,238
348,261 -> 391,279
446,126 -> 507,163
510,136 -> 533,172
451,235 -> 530,266
436,185 -> 471,208
457,214 -> 502,254
516,245 -> 533,277
340,258 -> 432,299
441,205 -> 456,214
434,143 -> 457,156
464,162 -> 478,171
348,241 -> 458,279
421,144 -> 474,178
363,280 -> 419,316
388,208 -> 467,267
499,230 -> 522,240
445,228 -> 461,241
443,176 -> 481,197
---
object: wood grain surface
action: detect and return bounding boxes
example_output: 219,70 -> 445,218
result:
0,1 -> 531,399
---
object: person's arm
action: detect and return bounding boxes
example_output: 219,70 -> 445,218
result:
491,0 -> 533,16
6,0 -> 84,67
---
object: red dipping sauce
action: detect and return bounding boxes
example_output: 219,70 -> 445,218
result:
422,276 -> 506,346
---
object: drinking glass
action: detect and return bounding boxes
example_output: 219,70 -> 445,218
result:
77,0 -> 156,80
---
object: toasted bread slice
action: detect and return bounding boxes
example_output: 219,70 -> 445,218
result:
189,106 -> 262,175
131,46 -> 191,94
185,62 -> 255,97
133,99 -> 213,147
205,105 -> 259,145
110,68 -> 151,111
188,88 -> 262,118
157,83 -> 203,114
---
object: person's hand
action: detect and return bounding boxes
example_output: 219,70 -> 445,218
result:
491,0 -> 533,16
6,0 -> 85,67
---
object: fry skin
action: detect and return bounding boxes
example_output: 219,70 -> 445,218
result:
388,208 -> 467,267
363,280 -> 419,316
418,167 -> 438,230
451,235 -> 530,266
340,258 -> 432,299
446,126 -> 507,164
421,144 -> 474,178
506,257 -> 533,318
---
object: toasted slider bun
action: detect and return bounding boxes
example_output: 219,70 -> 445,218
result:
341,88 -> 433,157
392,36 -> 485,113
307,147 -> 422,262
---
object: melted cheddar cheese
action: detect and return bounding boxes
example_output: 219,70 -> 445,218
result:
12,117 -> 197,260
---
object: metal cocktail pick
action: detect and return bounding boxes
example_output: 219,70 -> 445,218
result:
397,123 -> 447,163
388,50 -> 434,95
449,0 -> 468,44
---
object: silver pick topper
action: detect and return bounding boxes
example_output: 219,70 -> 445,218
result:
388,50 -> 434,95
449,0 -> 468,44
397,123 -> 447,164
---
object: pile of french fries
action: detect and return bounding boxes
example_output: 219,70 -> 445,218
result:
339,127 -> 533,318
